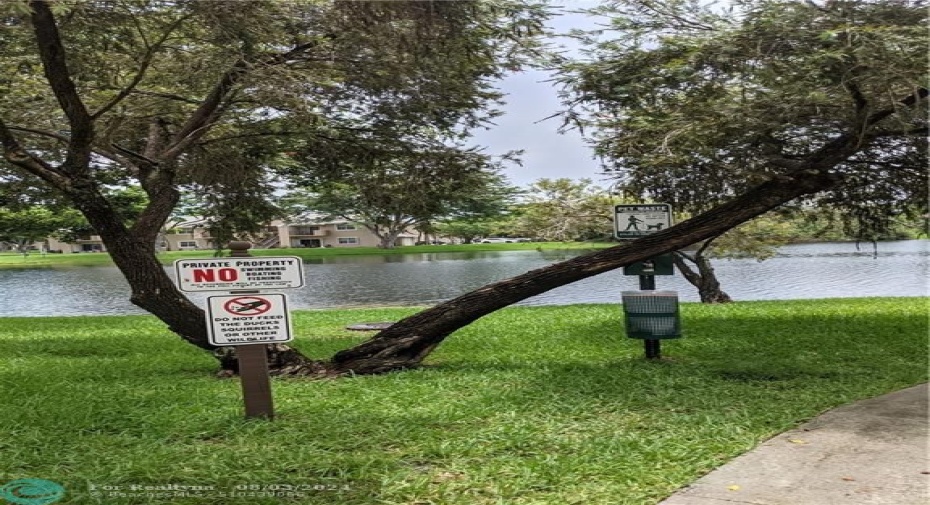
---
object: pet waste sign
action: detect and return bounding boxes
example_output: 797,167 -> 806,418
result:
206,293 -> 292,346
614,204 -> 673,239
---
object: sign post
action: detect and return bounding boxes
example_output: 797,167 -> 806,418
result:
615,203 -> 676,359
173,242 -> 304,420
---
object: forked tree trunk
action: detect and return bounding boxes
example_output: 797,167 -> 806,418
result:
323,167 -> 843,375
672,252 -> 733,304
73,189 -> 322,375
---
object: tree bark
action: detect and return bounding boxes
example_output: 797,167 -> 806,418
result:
70,181 -> 324,375
672,252 -> 733,304
323,166 -> 843,375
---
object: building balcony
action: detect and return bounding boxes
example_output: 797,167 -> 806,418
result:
289,227 -> 330,237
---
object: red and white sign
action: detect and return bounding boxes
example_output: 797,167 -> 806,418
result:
206,293 -> 293,346
174,257 -> 304,292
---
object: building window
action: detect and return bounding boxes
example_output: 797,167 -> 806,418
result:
179,241 -> 198,249
335,223 -> 357,231
337,237 -> 359,245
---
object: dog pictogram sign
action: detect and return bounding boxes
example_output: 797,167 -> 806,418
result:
614,204 -> 673,239
206,294 -> 292,346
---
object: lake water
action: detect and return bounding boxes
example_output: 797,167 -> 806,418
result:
0,240 -> 926,317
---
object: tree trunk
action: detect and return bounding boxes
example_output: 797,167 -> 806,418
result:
323,167 -> 843,375
672,252 -> 733,304
73,188 -> 324,375
366,224 -> 400,249
378,234 -> 395,249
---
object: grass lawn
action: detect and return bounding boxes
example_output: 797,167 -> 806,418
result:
0,242 -> 608,269
0,298 -> 926,504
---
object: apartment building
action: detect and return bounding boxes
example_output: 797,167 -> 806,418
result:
274,218 -> 416,248
41,216 -> 416,252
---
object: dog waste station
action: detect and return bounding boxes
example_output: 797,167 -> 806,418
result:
174,242 -> 304,419
614,204 -> 682,359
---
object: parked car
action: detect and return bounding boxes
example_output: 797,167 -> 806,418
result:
479,237 -> 529,243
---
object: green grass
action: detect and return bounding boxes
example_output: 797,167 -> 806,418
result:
0,242 -> 608,269
0,298 -> 926,504
0,251 -> 118,268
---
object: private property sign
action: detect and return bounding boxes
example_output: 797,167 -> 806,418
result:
174,243 -> 302,419
206,293 -> 293,346
174,257 -> 304,292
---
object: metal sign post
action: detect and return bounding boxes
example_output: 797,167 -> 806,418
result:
638,260 -> 661,359
615,203 -> 677,359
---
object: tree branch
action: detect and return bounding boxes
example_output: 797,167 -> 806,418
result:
110,142 -> 159,166
161,40 -> 325,161
91,14 -> 191,119
129,89 -> 202,105
0,118 -> 72,191
196,130 -> 302,147
844,81 -> 868,113
28,0 -> 93,171
864,88 -> 928,128
634,0 -> 716,31
6,125 -> 70,144
6,125 -> 139,171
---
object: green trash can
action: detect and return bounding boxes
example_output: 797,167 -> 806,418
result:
622,291 -> 682,339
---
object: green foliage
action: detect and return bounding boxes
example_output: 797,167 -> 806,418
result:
0,186 -> 148,248
283,145 -> 520,248
1,0 -> 549,240
436,219 -> 502,244
511,178 -> 616,241
558,0 -> 928,239
0,206 -> 83,248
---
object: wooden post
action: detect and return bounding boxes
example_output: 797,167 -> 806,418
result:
228,241 -> 274,420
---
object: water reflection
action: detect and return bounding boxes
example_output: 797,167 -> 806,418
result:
0,240 -> 925,317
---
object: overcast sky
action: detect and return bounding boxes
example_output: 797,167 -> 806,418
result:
470,2 -> 608,189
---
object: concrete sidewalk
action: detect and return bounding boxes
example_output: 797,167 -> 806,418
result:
659,383 -> 929,505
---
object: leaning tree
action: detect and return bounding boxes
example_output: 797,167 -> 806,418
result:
324,0 -> 927,374
2,0 -> 926,377
549,0 -> 928,304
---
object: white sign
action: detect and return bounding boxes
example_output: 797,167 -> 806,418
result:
174,257 -> 304,292
614,204 -> 673,239
206,293 -> 293,346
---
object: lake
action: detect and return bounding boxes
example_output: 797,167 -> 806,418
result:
0,240 -> 926,317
